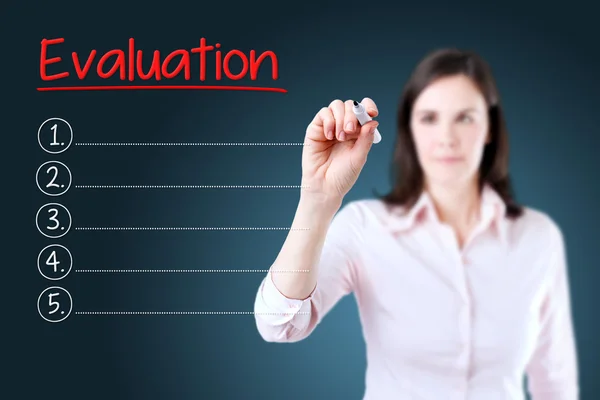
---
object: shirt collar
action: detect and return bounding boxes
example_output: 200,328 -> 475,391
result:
385,184 -> 508,245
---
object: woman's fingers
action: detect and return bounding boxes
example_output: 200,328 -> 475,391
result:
329,99 -> 345,141
307,98 -> 378,142
361,97 -> 379,117
341,100 -> 359,141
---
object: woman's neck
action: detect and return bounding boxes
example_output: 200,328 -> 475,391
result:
426,180 -> 481,245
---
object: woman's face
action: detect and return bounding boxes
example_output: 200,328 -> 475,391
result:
410,74 -> 490,189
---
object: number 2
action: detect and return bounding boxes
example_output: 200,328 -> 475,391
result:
46,166 -> 59,188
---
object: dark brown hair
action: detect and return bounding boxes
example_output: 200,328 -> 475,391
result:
378,48 -> 523,219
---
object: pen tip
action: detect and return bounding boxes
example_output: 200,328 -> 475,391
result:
353,100 -> 359,106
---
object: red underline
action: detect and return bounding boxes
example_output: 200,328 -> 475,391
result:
37,85 -> 287,93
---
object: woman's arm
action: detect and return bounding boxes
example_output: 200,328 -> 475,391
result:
271,194 -> 342,299
526,223 -> 579,400
254,195 -> 363,342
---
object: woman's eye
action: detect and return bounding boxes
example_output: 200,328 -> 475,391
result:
458,114 -> 473,123
421,115 -> 436,123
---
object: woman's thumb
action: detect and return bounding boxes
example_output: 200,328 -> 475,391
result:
352,121 -> 379,160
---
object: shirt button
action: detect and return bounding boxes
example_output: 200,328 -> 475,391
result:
461,256 -> 470,265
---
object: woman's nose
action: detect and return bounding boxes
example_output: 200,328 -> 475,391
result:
437,124 -> 458,148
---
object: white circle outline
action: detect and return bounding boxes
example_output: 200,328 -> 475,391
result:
36,161 -> 72,196
37,286 -> 73,323
36,203 -> 72,238
37,244 -> 73,281
37,117 -> 73,154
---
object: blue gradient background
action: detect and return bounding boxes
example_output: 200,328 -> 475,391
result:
9,0 -> 599,399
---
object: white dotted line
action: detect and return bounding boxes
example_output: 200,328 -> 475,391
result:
75,311 -> 310,315
74,142 -> 308,146
74,185 -> 308,189
74,227 -> 309,231
75,269 -> 310,273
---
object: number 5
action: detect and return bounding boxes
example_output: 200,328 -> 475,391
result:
48,292 -> 60,314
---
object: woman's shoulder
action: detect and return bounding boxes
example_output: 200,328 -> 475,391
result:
336,198 -> 397,228
509,205 -> 565,246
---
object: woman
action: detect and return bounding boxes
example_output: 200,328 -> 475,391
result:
253,48 -> 578,399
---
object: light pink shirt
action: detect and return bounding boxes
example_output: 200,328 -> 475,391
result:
254,185 -> 578,400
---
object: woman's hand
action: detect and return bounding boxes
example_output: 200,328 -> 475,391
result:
301,98 -> 379,204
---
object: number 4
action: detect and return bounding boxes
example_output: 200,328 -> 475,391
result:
46,251 -> 60,272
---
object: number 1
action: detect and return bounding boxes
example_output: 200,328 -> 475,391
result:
50,124 -> 59,146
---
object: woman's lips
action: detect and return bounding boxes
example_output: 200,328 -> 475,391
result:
435,156 -> 464,163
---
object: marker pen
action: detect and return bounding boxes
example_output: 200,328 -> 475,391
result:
352,100 -> 382,144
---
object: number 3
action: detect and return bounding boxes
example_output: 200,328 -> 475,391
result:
47,208 -> 60,230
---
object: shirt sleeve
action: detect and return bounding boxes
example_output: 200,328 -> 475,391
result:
526,222 -> 579,400
254,201 -> 363,342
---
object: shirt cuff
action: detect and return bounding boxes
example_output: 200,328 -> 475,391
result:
258,272 -> 313,328
528,385 -> 579,400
